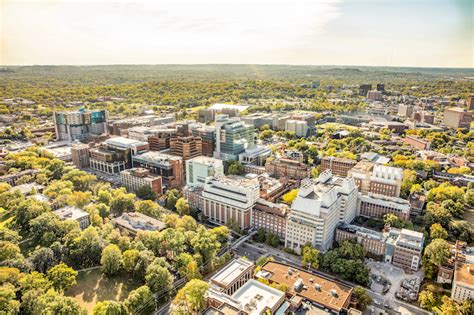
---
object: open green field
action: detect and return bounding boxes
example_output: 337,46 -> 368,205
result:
65,268 -> 142,314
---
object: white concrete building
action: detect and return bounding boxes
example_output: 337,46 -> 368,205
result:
185,156 -> 224,188
201,175 -> 260,229
285,119 -> 308,137
452,262 -> 474,302
53,206 -> 90,229
285,170 -> 357,253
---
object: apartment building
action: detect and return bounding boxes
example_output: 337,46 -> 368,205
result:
320,156 -> 357,177
348,161 -> 403,197
252,199 -> 289,239
89,137 -> 149,174
201,175 -> 260,230
185,156 -> 224,188
132,151 -> 184,189
210,258 -> 254,295
120,168 -> 163,196
213,114 -> 255,161
443,107 -> 473,129
71,143 -> 91,169
451,262 -> 474,302
358,193 -> 411,220
265,158 -> 310,180
285,171 -> 357,253
54,109 -> 108,141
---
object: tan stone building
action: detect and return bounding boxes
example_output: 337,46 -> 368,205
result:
443,107 -> 473,129
252,199 -> 288,239
265,158 -> 310,180
348,161 -> 402,197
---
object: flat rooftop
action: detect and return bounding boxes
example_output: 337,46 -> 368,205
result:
211,258 -> 254,288
454,262 -> 474,287
231,279 -> 284,315
260,261 -> 353,312
53,206 -> 89,221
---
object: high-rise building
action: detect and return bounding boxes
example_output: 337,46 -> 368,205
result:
132,151 -> 184,189
348,161 -> 403,198
367,90 -> 383,101
285,120 -> 308,137
89,137 -> 149,174
147,128 -> 176,151
320,156 -> 357,177
201,175 -> 260,229
71,144 -> 90,169
443,107 -> 473,129
398,104 -> 414,117
170,135 -> 202,160
192,126 -> 215,157
285,171 -> 357,253
214,115 -> 255,161
359,84 -> 372,96
185,156 -> 224,188
120,167 -> 163,196
54,109 -> 108,141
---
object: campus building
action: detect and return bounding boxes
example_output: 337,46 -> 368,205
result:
113,212 -> 166,237
285,171 -> 357,253
54,109 -> 108,141
185,156 -> 224,188
210,258 -> 254,295
264,158 -> 310,181
348,161 -> 403,198
53,206 -> 90,230
451,262 -> 474,302
320,156 -> 357,177
358,193 -> 411,220
132,151 -> 184,189
71,143 -> 91,169
201,175 -> 260,230
213,114 -> 255,161
443,107 -> 473,129
120,168 -> 163,196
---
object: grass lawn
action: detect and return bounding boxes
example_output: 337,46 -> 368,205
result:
65,269 -> 142,314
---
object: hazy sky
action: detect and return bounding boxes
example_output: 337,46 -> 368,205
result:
1,0 -> 472,67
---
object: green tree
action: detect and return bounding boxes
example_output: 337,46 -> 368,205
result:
0,241 -> 21,262
33,290 -> 84,315
124,285 -> 153,314
145,263 -> 173,293
422,238 -> 451,279
418,289 -> 436,311
175,198 -> 190,216
227,161 -> 244,175
430,223 -> 448,240
170,279 -> 209,314
47,263 -> 78,293
282,189 -> 298,205
110,188 -> 136,216
122,249 -> 140,274
93,300 -> 126,315
100,244 -> 123,276
29,247 -> 56,273
165,189 -> 180,211
135,185 -> 156,200
353,286 -> 372,311
135,200 -> 161,218
301,245 -> 320,269
0,284 -> 20,314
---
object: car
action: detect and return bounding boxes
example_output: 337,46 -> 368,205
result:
373,299 -> 381,305
384,304 -> 390,309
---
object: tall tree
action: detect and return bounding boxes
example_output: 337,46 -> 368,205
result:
47,263 -> 78,293
100,244 -> 123,276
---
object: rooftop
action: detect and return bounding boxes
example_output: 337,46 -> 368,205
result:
53,206 -> 89,221
231,279 -> 285,315
454,262 -> 474,288
211,258 -> 254,288
259,261 -> 353,312
105,136 -> 148,148
114,212 -> 166,233
9,182 -> 45,195
209,103 -> 249,111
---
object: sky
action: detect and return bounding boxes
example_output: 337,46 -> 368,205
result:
1,0 -> 472,67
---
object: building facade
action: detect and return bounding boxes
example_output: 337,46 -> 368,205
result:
54,109 -> 108,141
120,168 -> 163,196
443,107 -> 473,129
201,175 -> 260,230
132,151 -> 184,189
358,193 -> 411,220
185,156 -> 224,188
320,156 -> 357,177
252,199 -> 288,239
71,144 -> 90,169
265,158 -> 310,180
348,161 -> 403,198
213,115 -> 255,161
285,171 -> 357,253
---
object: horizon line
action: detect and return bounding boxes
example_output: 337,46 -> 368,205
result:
1,63 -> 473,70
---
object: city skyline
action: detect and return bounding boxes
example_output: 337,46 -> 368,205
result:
1,0 -> 472,67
